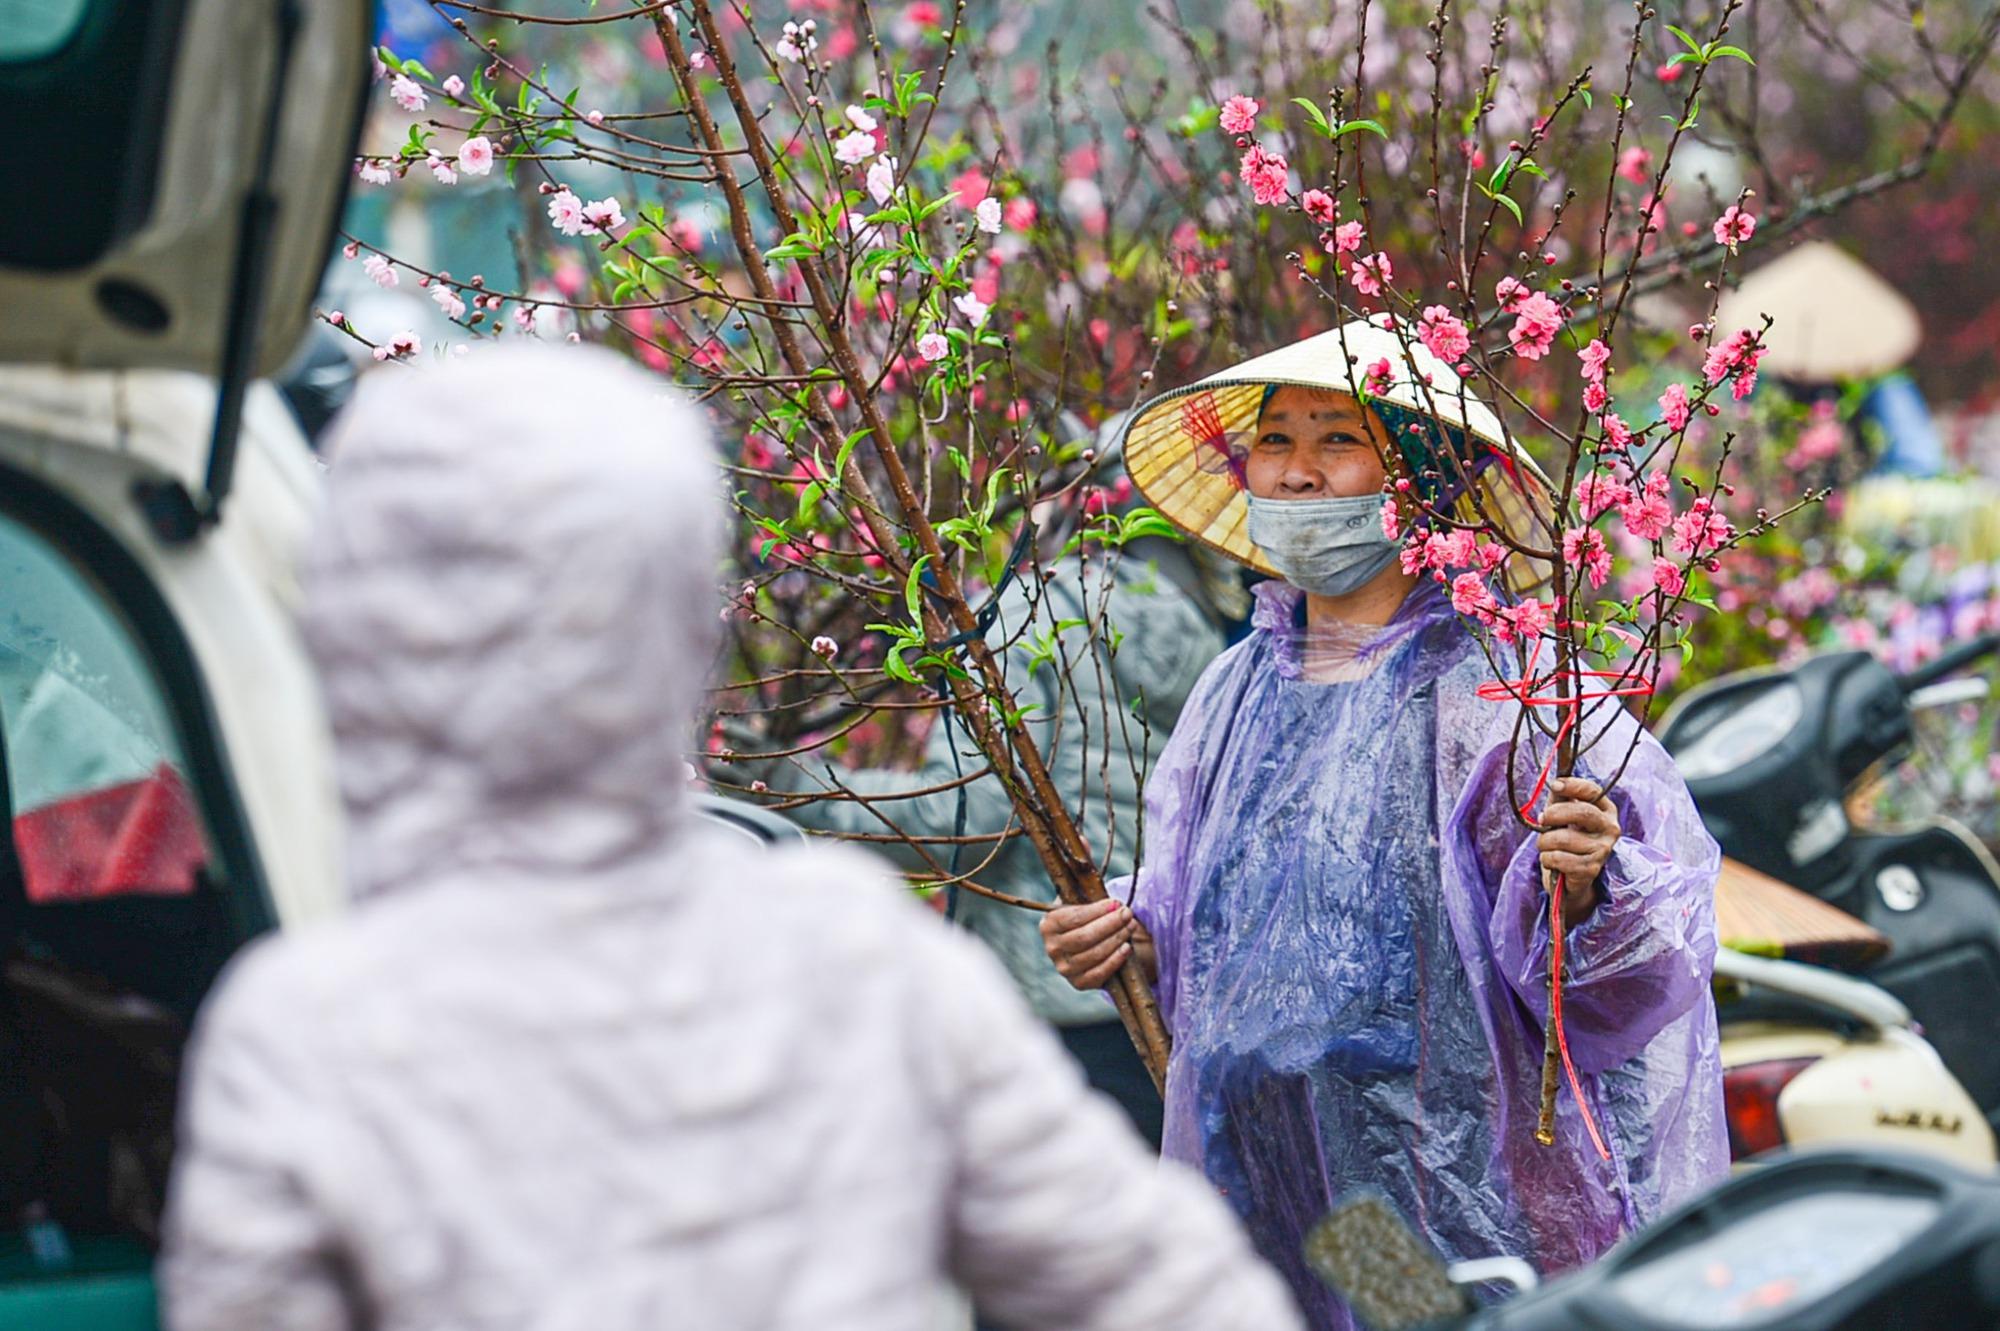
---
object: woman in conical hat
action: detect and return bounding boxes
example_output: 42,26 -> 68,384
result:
1040,318 -> 1727,1327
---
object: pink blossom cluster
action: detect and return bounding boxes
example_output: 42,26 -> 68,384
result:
1350,251 -> 1393,297
1701,328 -> 1763,400
1658,382 -> 1692,432
1239,144 -> 1290,206
1578,336 -> 1612,412
1620,471 -> 1674,542
1670,496 -> 1735,559
548,189 -> 626,237
1507,290 -> 1563,360
1418,306 -> 1471,362
1574,472 -> 1632,521
1363,356 -> 1394,397
1562,527 -> 1613,589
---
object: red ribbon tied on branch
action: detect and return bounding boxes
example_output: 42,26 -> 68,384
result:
1477,637 -> 1654,1164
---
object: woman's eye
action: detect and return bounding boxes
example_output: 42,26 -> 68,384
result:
1258,433 -> 1290,447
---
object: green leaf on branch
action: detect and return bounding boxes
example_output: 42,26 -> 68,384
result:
1334,117 -> 1388,139
1707,45 -> 1755,65
917,192 -> 962,223
1476,182 -> 1525,225
377,46 -> 404,74
1173,99 -> 1219,137
796,481 -> 825,522
1665,24 -> 1702,53
833,427 -> 869,479
904,555 -> 932,625
1662,94 -> 1702,131
1292,97 -> 1332,138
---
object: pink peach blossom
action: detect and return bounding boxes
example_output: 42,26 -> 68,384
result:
1505,598 -> 1553,640
1574,472 -> 1633,521
1350,251 -> 1393,297
1578,337 -> 1611,384
1219,95 -> 1261,135
580,196 -> 625,234
1670,496 -> 1734,557
1658,382 -> 1692,432
374,330 -> 420,361
1599,412 -> 1633,450
389,74 -> 426,112
1620,472 -> 1674,542
547,189 -> 586,236
457,135 -> 494,176
1418,306 -> 1471,361
833,130 -> 875,166
1563,527 -> 1612,588
1507,291 -> 1563,360
1712,204 -> 1757,251
1239,143 -> 1290,206
1451,571 -> 1497,618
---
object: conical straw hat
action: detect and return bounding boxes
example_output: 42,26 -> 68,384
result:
1120,316 -> 1554,594
1714,241 -> 1920,384
1715,856 -> 1890,971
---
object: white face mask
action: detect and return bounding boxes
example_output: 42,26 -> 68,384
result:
1245,493 -> 1400,597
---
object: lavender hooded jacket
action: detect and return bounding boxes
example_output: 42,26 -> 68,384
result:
157,347 -> 1301,1331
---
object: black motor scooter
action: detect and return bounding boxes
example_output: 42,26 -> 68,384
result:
1658,633 -> 2000,1134
1309,1148 -> 2000,1330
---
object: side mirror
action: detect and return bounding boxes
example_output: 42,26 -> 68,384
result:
1304,1193 -> 1469,1329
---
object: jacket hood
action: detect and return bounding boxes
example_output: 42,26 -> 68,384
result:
301,345 -> 722,901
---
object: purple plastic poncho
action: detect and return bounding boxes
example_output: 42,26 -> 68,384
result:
1125,579 -> 1726,1327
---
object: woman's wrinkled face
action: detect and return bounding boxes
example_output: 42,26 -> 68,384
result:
1243,386 -> 1390,500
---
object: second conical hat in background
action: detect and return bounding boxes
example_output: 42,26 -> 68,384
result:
1120,316 -> 1554,595
1715,856 -> 1890,970
1715,241 -> 1921,384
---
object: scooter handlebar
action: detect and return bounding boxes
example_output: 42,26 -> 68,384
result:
1899,631 -> 2000,694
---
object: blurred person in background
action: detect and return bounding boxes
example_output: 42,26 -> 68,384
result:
742,434 -> 1226,1149
158,346 -> 1302,1331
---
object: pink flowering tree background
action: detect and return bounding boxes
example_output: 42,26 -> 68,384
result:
329,0 -> 1999,1094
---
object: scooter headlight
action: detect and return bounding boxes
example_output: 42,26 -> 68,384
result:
1672,680 -> 1805,782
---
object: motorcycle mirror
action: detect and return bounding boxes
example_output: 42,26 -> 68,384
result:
1304,1192 -> 1470,1330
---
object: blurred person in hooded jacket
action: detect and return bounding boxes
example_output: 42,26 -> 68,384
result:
157,345 -> 1303,1331
1039,320 -> 1727,1328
